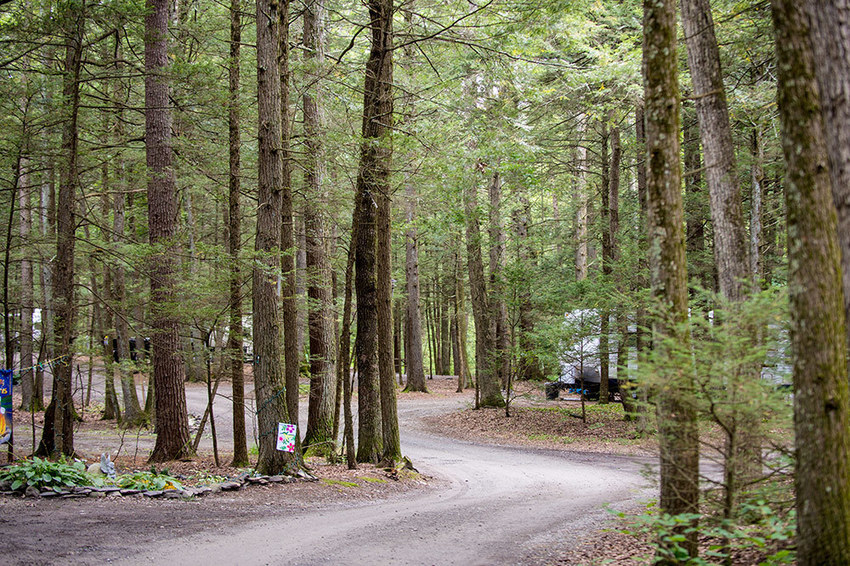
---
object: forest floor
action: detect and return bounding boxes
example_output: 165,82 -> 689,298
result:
1,368 -> 774,565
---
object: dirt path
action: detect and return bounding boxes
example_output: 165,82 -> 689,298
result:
4,377 -> 655,565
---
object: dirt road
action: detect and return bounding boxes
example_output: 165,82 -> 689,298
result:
4,377 -> 654,565
117,395 -> 653,565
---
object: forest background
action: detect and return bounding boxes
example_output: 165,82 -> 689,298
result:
2,0 -> 850,563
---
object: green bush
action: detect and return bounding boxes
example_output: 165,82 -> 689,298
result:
0,456 -> 101,492
615,499 -> 795,566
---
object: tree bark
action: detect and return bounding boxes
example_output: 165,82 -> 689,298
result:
228,0 -> 248,467
279,0 -> 300,444
253,0 -> 296,475
488,171 -> 510,389
146,0 -> 192,462
302,0 -> 338,453
45,5 -> 85,457
600,119 -> 611,404
574,116 -> 588,282
680,0 -> 751,302
806,0 -> 850,354
514,195 -> 540,380
465,171 -> 504,409
773,2 -> 850,563
354,0 -> 395,464
111,37 -> 143,427
644,0 -> 700,557
18,143 -> 34,411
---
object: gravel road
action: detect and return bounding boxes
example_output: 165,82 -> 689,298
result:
120,393 -> 654,566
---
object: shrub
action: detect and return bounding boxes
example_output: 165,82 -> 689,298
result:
0,456 -> 101,492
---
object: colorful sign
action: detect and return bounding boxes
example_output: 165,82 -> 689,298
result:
0,369 -> 12,445
276,423 -> 296,452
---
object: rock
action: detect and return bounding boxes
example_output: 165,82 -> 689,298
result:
295,469 -> 317,481
87,462 -> 104,476
143,490 -> 163,498
73,487 -> 92,495
40,490 -> 60,498
25,486 -> 40,498
0,480 -> 12,491
267,475 -> 284,483
119,489 -> 141,496
163,490 -> 182,499
106,491 -> 123,498
209,484 -> 222,494
246,476 -> 268,485
220,481 -> 242,491
88,491 -> 106,498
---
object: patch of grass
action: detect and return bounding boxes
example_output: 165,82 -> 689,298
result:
585,403 -> 626,417
320,478 -> 359,488
248,444 -> 259,456
360,475 -> 387,484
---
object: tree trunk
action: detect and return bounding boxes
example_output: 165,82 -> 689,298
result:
644,0 -> 700,557
634,102 -> 649,433
279,0 -> 300,444
19,146 -> 34,411
454,245 -> 472,391
253,0 -> 297,475
806,1 -> 850,354
575,116 -> 588,282
377,176 -> 400,463
302,0 -> 338,453
514,195 -> 540,380
488,171 -> 509,389
45,6 -> 85,458
404,170 -> 427,390
465,172 -> 504,409
683,103 -> 709,291
145,0 -> 192,462
772,2 -> 850,562
600,119 -> 611,405
111,38 -> 143,426
681,0 -> 761,515
750,127 -> 764,282
354,0 -> 395,464
228,0 -> 248,468
680,0 -> 751,302
338,212 -> 358,469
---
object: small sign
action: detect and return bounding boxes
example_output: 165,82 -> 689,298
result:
0,370 -> 12,445
276,423 -> 296,452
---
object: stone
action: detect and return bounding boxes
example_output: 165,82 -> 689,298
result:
163,490 -> 182,499
73,486 -> 92,495
88,491 -> 106,498
220,481 -> 242,491
25,486 -> 40,498
106,491 -> 123,498
40,490 -> 60,498
119,489 -> 141,496
267,475 -> 284,483
143,490 -> 163,498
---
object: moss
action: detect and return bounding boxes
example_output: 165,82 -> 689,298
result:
320,479 -> 359,488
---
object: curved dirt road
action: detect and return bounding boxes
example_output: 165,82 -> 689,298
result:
121,395 -> 654,565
